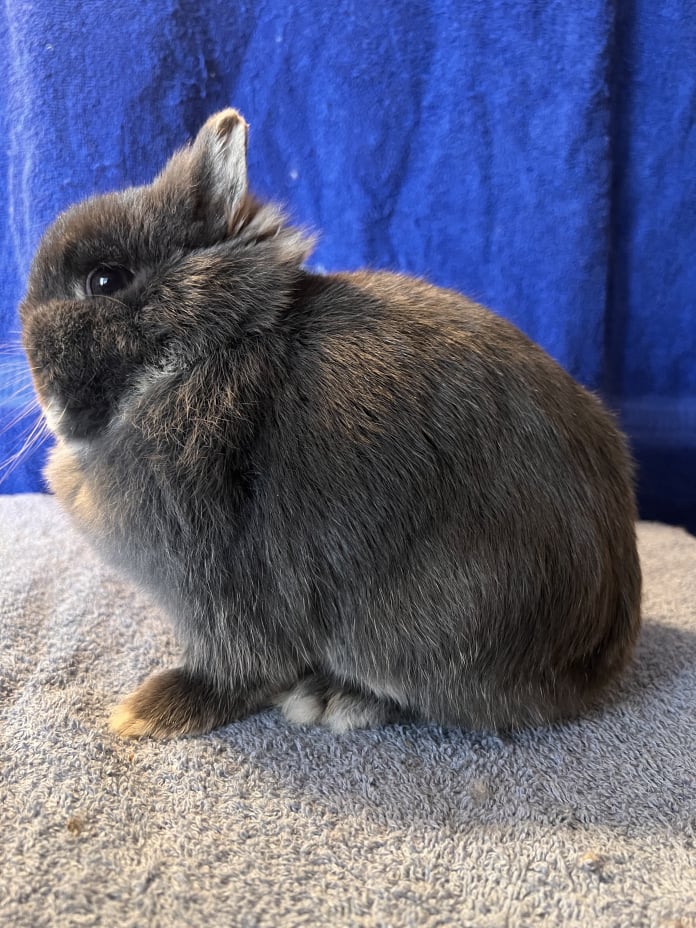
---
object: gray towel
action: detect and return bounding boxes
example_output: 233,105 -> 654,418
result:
1,494 -> 694,927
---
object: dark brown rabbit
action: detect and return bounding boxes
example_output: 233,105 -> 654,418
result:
20,109 -> 641,738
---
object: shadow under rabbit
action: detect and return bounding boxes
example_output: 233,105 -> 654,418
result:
186,619 -> 696,833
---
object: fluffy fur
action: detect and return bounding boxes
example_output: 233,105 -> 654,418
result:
20,109 -> 641,738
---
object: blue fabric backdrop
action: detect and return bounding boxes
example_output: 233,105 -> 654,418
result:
1,1 -> 694,529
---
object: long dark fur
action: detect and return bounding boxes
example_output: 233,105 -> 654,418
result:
20,110 -> 641,738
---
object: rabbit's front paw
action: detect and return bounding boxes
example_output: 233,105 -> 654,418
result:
321,689 -> 399,733
109,667 -> 234,739
276,675 -> 400,732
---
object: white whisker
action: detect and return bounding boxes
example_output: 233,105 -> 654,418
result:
0,412 -> 50,486
0,397 -> 42,434
0,381 -> 36,403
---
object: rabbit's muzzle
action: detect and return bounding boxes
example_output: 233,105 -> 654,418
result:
21,298 -> 146,440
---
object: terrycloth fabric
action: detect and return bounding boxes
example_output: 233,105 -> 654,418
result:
1,494 -> 694,927
1,0 -> 695,529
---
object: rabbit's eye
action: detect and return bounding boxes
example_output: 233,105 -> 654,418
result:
86,265 -> 134,297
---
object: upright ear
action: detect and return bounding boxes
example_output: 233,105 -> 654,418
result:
191,109 -> 249,222
190,109 -> 249,221
156,109 -> 249,229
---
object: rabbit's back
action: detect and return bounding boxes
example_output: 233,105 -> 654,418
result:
261,270 -> 641,727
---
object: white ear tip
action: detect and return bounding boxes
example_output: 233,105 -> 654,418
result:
202,108 -> 248,143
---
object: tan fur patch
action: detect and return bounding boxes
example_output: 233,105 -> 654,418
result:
109,699 -> 155,740
44,441 -> 103,529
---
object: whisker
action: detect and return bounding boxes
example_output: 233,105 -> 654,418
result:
0,412 -> 50,486
0,363 -> 32,381
0,397 -> 42,434
2,407 -> 47,452
0,345 -> 27,358
2,327 -> 26,343
0,361 -> 28,373
0,382 -> 35,402
0,356 -> 34,390
0,372 -> 34,403
19,359 -> 43,377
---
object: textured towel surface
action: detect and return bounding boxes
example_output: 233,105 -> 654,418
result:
1,0 -> 695,530
1,494 -> 694,927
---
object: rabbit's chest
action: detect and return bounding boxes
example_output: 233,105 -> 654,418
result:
45,440 -> 107,534
45,440 -> 170,583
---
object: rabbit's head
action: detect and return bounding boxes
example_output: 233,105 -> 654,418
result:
20,110 -> 312,440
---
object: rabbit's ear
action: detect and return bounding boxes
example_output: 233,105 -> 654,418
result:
190,109 -> 249,221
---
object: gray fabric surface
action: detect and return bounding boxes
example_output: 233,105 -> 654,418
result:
1,493 -> 694,928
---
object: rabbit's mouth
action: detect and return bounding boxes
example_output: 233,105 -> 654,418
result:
43,397 -> 67,436
40,390 -> 110,442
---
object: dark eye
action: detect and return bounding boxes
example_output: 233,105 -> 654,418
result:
85,265 -> 134,297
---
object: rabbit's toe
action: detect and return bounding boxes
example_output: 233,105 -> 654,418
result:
322,690 -> 399,733
276,684 -> 325,726
109,699 -> 161,738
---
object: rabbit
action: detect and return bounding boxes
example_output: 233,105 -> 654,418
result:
20,109 -> 641,739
